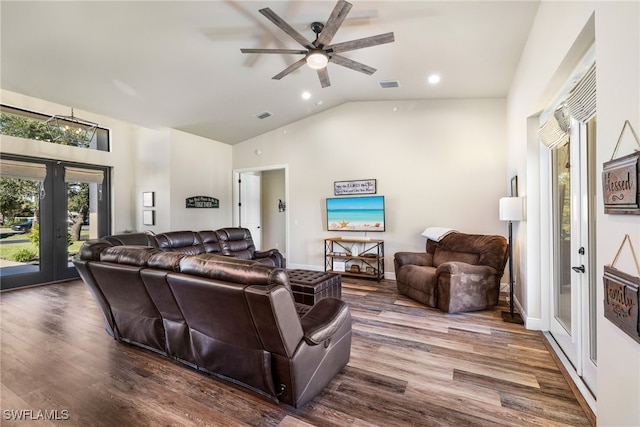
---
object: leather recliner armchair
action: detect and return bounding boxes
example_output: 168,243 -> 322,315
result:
394,232 -> 508,313
216,227 -> 285,267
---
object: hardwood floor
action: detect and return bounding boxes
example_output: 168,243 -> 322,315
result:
0,278 -> 593,426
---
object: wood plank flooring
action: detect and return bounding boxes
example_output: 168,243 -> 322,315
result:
0,278 -> 593,426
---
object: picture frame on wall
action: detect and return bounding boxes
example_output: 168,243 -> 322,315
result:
510,176 -> 518,197
143,191 -> 155,207
143,210 -> 155,226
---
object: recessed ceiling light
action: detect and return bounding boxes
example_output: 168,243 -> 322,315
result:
427,74 -> 441,85
315,100 -> 324,106
302,91 -> 311,100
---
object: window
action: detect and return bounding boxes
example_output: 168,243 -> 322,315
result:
0,104 -> 110,151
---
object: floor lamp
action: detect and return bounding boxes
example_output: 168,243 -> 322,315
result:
499,197 -> 524,324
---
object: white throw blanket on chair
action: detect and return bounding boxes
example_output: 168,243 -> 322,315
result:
421,227 -> 457,242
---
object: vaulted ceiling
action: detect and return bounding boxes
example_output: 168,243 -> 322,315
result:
1,1 -> 539,144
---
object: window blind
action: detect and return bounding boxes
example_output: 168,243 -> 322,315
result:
64,167 -> 104,184
0,159 -> 47,181
539,112 -> 569,149
566,63 -> 596,123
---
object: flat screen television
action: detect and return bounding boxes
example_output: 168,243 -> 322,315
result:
326,195 -> 385,232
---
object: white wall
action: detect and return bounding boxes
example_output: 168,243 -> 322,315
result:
0,90 -> 233,236
508,2 -> 640,425
167,129 -> 232,231
233,98 -> 508,274
261,169 -> 286,254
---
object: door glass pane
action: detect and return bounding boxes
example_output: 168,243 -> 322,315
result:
66,180 -> 100,266
0,175 -> 42,276
587,118 -> 597,363
553,140 -> 572,332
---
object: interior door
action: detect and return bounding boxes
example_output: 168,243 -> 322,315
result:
549,118 -> 597,394
239,172 -> 262,249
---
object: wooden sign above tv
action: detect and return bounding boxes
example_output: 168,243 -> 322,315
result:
186,196 -> 219,208
334,179 -> 376,195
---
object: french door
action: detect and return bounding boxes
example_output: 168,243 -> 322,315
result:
549,118 -> 597,394
0,156 -> 110,290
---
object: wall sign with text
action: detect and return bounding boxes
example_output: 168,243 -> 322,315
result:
185,196 -> 219,208
334,179 -> 376,195
603,120 -> 640,215
603,152 -> 639,214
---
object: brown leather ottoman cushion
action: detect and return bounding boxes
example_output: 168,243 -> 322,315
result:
287,269 -> 342,306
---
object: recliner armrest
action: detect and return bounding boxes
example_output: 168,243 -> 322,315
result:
254,248 -> 279,258
254,249 -> 285,267
300,298 -> 351,346
436,261 -> 497,276
394,251 -> 433,267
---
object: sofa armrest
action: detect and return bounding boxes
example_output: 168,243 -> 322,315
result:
300,298 -> 351,346
394,251 -> 433,268
254,249 -> 285,267
436,261 -> 497,276
255,248 -> 278,258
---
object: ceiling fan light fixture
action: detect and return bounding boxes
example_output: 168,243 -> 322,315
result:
306,50 -> 329,70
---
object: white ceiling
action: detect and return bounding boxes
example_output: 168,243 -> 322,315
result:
1,1 -> 539,145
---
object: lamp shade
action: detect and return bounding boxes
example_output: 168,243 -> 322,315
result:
306,50 -> 329,69
499,197 -> 524,221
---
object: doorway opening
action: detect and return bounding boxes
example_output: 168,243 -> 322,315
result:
233,165 -> 288,259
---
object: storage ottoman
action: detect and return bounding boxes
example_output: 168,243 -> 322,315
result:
287,269 -> 342,306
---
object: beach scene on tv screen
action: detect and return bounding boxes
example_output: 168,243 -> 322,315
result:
327,196 -> 385,231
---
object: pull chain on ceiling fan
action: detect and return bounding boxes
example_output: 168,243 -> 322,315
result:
240,0 -> 395,88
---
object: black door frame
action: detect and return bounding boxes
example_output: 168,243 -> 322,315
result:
0,154 -> 111,290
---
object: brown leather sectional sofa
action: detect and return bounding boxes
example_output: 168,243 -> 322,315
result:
73,231 -> 351,408
102,228 -> 285,267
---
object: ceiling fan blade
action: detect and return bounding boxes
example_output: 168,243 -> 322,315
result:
330,54 -> 376,75
259,7 -> 314,49
328,32 -> 395,53
241,48 -> 308,55
317,68 -> 331,88
272,58 -> 307,80
315,0 -> 353,48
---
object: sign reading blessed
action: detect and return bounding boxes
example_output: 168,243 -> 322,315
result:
602,152 -> 639,214
185,196 -> 219,208
334,179 -> 376,196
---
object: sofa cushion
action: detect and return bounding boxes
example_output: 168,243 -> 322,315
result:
104,232 -> 155,246
179,254 -> 290,289
100,245 -> 160,267
154,231 -> 205,255
216,227 -> 256,259
148,251 -> 188,271
79,238 -> 114,261
433,248 -> 480,267
198,230 -> 221,253
427,232 -> 508,273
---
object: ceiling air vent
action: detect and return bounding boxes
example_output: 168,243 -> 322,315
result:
378,80 -> 400,89
254,111 -> 272,120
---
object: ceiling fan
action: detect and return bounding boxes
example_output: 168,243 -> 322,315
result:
240,0 -> 394,88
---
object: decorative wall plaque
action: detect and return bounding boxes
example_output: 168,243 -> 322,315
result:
603,120 -> 640,214
603,234 -> 640,343
603,152 -> 639,214
604,266 -> 640,344
334,179 -> 376,195
185,196 -> 219,208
